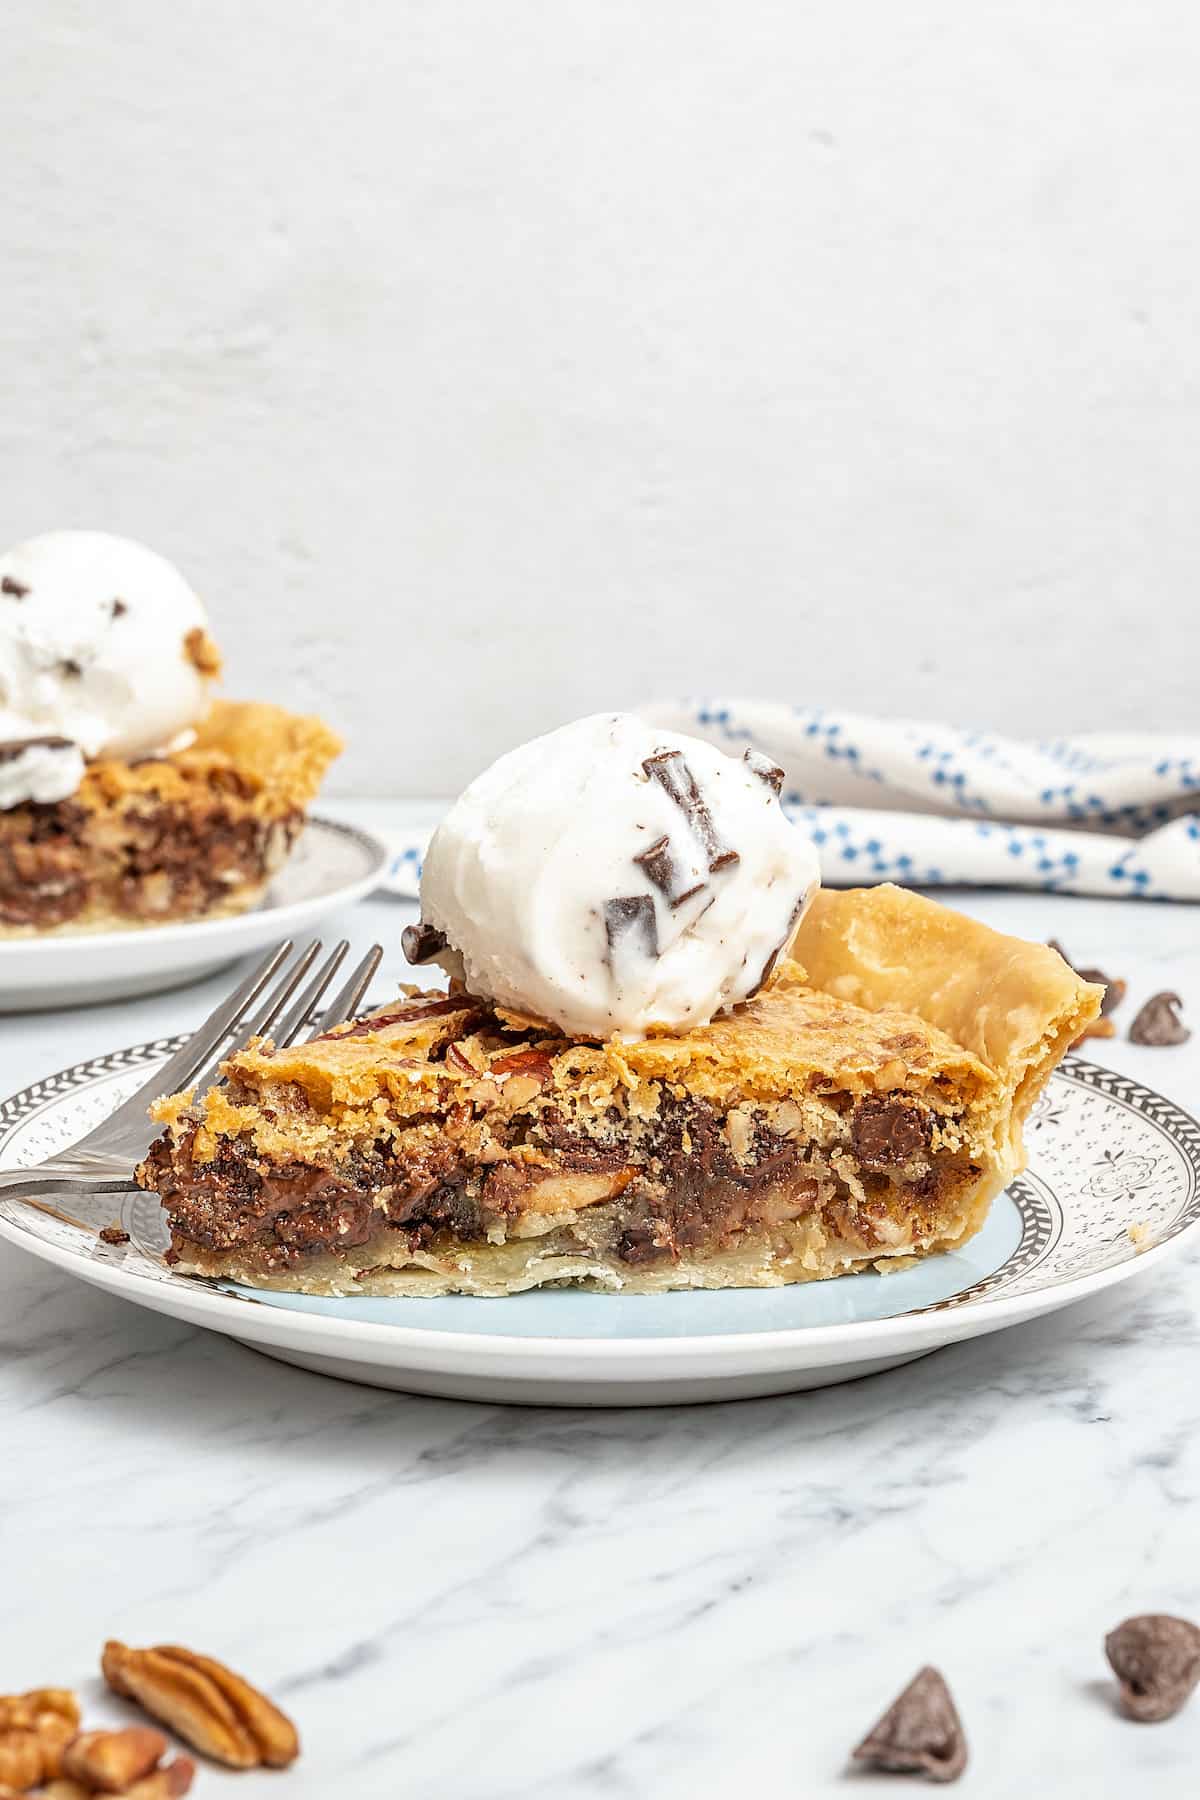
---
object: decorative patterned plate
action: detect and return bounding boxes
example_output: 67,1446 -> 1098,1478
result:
1,1049 -> 1197,1405
0,817 -> 388,1011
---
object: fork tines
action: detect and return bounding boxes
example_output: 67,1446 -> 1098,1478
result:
17,938 -> 386,1185
155,939 -> 383,1112
192,939 -> 383,1097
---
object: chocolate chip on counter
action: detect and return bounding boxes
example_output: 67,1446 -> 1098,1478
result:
111,597 -> 128,618
1,574 -> 29,597
851,1094 -> 932,1169
641,749 -> 738,874
852,1666 -> 967,1783
1105,1614 -> 1200,1721
1128,992 -> 1191,1047
743,747 -> 785,795
1126,990 -> 1190,1046
633,834 -> 705,908
402,921 -> 447,965
603,895 -> 659,960
98,1225 -> 130,1246
59,658 -> 83,678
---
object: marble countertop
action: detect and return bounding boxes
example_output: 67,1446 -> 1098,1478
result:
3,817 -> 1199,1797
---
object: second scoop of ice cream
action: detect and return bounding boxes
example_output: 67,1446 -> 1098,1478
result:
409,712 -> 820,1037
0,531 -> 220,807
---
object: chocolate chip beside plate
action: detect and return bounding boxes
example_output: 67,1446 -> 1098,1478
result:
1128,992 -> 1191,1047
1,574 -> 29,597
852,1666 -> 967,1783
1105,1614 -> 1200,1721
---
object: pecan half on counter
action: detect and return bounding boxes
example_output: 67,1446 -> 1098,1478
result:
101,1643 -> 298,1772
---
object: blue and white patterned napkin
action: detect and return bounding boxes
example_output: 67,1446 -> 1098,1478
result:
382,704 -> 1200,901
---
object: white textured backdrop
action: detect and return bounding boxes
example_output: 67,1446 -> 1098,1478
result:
4,2 -> 1197,795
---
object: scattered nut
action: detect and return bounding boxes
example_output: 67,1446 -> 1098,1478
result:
444,1042 -> 483,1078
63,1727 -> 167,1792
1106,1614 -> 1200,1721
182,628 -> 221,679
1128,992 -> 1191,1047
0,1739 -> 42,1791
489,1048 -> 553,1086
118,1758 -> 195,1799
102,1641 -> 298,1770
852,1665 -> 967,1783
98,1226 -> 130,1247
0,1692 -> 78,1790
0,1698 -> 79,1735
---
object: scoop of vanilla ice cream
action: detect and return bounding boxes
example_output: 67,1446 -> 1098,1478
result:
0,531 -> 218,806
411,713 -> 820,1038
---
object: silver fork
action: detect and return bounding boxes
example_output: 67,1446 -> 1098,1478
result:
0,938 -> 383,1215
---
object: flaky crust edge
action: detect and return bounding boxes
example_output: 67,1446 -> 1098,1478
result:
82,698 -> 342,818
794,884 -> 1102,1135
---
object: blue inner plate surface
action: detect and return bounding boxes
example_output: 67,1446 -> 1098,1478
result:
232,1190 -> 1020,1338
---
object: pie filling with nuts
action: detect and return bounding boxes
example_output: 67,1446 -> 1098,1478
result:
0,701 -> 341,934
137,885 -> 1102,1296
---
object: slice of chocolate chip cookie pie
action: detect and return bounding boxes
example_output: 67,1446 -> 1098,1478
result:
0,700 -> 341,932
138,885 -> 1101,1296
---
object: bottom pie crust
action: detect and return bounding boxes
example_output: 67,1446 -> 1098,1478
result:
169,1186 -> 992,1298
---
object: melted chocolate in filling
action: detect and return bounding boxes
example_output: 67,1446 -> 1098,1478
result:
149,1085 -> 955,1274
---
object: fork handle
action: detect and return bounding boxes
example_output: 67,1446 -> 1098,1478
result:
0,1166 -> 139,1199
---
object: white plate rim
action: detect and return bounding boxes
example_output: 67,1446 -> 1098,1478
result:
1,1053 -> 1197,1374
